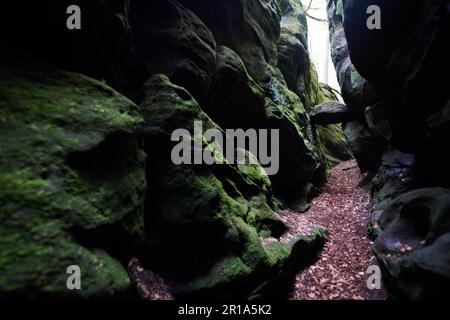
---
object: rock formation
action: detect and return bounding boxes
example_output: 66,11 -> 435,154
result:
0,0 -> 350,299
328,0 -> 450,299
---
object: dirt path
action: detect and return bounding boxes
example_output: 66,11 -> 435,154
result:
130,160 -> 386,300
283,160 -> 386,300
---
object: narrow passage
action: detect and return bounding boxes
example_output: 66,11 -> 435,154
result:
281,160 -> 386,300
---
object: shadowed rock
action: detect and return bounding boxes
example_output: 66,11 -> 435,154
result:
0,55 -> 146,299
139,74 -> 327,300
310,101 -> 351,125
343,121 -> 381,172
373,188 -> 450,299
130,0 -> 217,102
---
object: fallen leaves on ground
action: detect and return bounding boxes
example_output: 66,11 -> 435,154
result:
129,258 -> 174,300
286,160 -> 387,300
128,160 -> 386,301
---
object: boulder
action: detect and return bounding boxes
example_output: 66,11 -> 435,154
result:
373,188 -> 450,299
310,101 -> 350,125
368,148 -> 416,238
0,55 -> 146,298
343,121 -> 381,172
342,0 -> 409,86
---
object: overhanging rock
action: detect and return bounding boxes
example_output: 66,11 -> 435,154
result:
309,101 -> 351,125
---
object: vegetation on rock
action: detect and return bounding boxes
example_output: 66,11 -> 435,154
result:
1,0 -> 446,301
0,54 -> 146,298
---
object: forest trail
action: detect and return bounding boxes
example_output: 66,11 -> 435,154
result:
280,160 -> 386,300
130,160 -> 387,300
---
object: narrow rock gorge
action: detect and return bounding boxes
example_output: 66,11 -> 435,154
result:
0,0 -> 448,301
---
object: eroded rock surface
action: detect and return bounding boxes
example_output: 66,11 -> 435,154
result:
139,74 -> 327,299
328,0 -> 450,299
1,0 -> 352,300
0,54 -> 146,298
310,101 -> 350,125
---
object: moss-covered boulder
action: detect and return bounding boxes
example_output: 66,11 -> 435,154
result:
276,1 -> 351,170
139,74 -> 326,299
0,55 -> 146,298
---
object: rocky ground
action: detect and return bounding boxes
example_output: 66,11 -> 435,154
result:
285,160 -> 386,300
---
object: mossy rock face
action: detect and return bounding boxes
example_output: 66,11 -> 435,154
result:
0,56 -> 146,298
373,188 -> 450,299
327,5 -> 380,113
277,0 -> 309,101
265,66 -> 329,195
139,74 -> 324,299
205,45 -> 327,201
274,5 -> 352,173
177,0 -> 282,84
328,0 -> 370,114
145,0 -> 332,205
317,125 -> 352,167
277,0 -> 328,112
